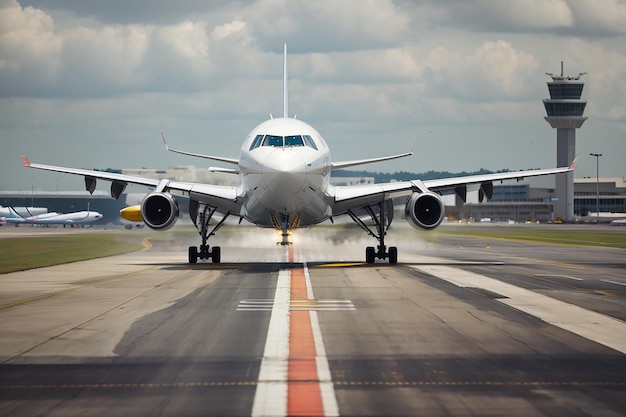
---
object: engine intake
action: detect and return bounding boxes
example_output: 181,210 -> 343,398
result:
405,192 -> 445,230
140,192 -> 179,230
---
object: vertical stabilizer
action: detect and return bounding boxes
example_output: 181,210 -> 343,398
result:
283,43 -> 288,118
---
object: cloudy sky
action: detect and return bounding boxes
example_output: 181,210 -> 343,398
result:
1,0 -> 625,191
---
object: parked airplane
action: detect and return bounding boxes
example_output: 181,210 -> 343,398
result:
1,210 -> 103,225
21,44 -> 574,263
0,205 -> 48,218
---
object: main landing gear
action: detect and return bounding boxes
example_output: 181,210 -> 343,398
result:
348,200 -> 398,264
188,202 -> 229,264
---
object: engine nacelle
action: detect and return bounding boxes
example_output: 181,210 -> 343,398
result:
405,192 -> 445,230
140,192 -> 179,230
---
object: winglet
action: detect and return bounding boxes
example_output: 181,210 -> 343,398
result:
569,155 -> 578,170
161,131 -> 170,151
21,155 -> 31,167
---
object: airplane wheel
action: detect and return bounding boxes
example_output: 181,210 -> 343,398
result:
188,246 -> 198,264
366,246 -> 375,264
389,246 -> 398,264
212,246 -> 221,263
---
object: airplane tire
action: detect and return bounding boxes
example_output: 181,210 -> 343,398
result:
389,246 -> 398,264
212,246 -> 221,264
188,246 -> 198,264
366,246 -> 375,264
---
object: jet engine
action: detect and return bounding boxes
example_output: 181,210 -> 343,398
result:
405,192 -> 445,230
140,192 -> 179,230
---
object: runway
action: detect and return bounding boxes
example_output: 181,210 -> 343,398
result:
1,226 -> 625,416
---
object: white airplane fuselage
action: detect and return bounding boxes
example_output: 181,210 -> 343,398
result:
239,117 -> 332,228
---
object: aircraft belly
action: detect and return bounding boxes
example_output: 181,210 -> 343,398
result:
243,174 -> 329,228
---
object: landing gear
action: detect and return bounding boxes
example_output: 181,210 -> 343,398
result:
348,200 -> 398,264
272,213 -> 299,246
188,201 -> 229,264
187,244 -> 222,264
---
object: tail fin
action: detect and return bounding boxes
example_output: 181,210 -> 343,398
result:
283,43 -> 288,118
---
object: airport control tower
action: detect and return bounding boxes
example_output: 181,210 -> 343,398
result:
543,62 -> 587,222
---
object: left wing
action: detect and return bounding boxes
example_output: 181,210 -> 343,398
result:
331,163 -> 575,214
21,156 -> 242,213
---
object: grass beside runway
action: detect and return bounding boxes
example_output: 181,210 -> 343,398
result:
433,226 -> 626,249
0,233 -> 145,274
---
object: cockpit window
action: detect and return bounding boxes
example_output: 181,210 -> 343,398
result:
284,135 -> 304,147
303,135 -> 318,150
263,135 -> 283,147
249,134 -> 264,150
249,133 -> 319,150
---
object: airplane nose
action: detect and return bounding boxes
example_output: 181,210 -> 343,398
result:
262,149 -> 306,194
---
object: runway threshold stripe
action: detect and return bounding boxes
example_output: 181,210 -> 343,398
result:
252,251 -> 338,417
413,265 -> 626,354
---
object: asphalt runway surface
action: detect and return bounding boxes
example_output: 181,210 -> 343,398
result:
1,225 -> 625,416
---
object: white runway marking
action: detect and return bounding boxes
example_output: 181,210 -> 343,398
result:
251,270 -> 290,417
251,259 -> 339,417
602,279 -> 626,287
413,265 -> 626,355
534,274 -> 583,281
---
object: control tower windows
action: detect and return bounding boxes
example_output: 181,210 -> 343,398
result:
544,102 -> 587,117
548,83 -> 584,99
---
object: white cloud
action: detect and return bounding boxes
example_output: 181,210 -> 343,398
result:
0,0 -> 62,92
1,0 -> 626,190
245,0 -> 410,52
420,40 -> 539,101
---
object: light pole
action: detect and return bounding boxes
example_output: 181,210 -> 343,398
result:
590,153 -> 602,223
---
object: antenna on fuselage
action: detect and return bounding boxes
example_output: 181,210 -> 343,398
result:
283,43 -> 288,118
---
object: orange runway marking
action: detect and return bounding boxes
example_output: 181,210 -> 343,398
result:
288,266 -> 324,416
290,268 -> 308,300
289,310 -> 323,416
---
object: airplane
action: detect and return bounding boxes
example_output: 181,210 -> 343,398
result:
21,44 -> 575,264
1,210 -> 103,225
0,205 -> 48,218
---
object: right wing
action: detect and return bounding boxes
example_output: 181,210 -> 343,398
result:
161,133 -> 240,165
21,156 -> 242,213
331,161 -> 576,215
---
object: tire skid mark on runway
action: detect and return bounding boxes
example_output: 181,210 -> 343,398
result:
0,266 -> 155,312
3,268 -> 197,363
251,246 -> 338,417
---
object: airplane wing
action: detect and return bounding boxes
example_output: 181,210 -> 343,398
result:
331,151 -> 413,170
21,156 -> 242,213
331,163 -> 576,214
161,133 -> 239,165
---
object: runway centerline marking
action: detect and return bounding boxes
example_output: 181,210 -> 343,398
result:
252,249 -> 339,417
414,265 -> 626,354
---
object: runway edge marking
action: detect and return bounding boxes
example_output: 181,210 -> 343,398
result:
412,265 -> 626,355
